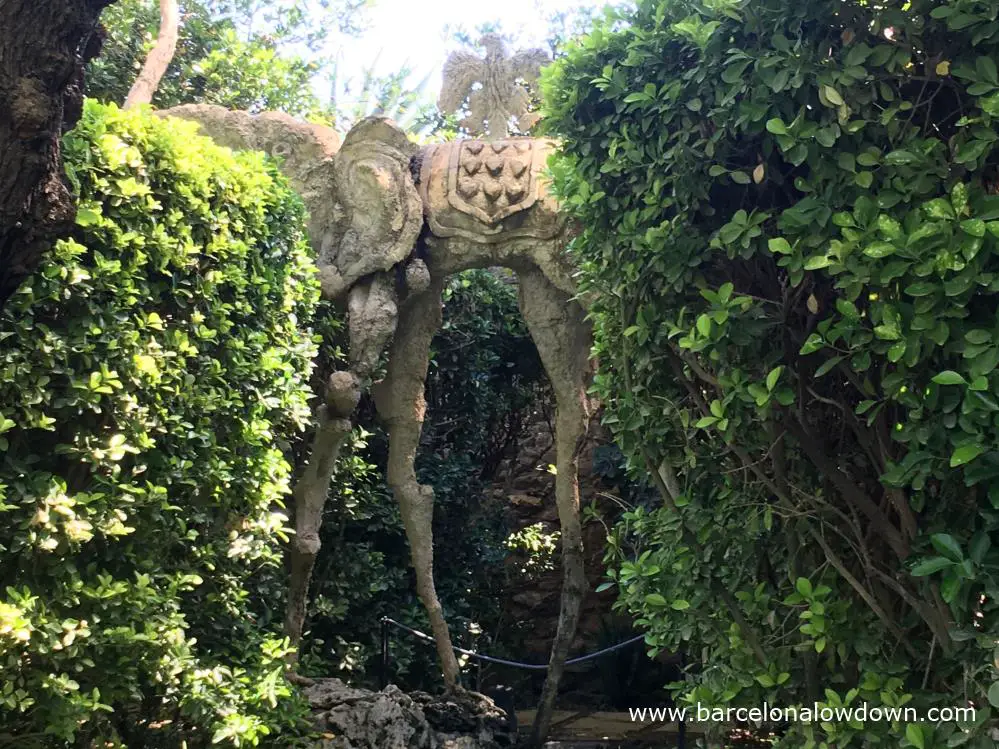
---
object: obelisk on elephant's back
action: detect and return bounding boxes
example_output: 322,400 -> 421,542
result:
438,33 -> 549,139
423,36 -> 574,294
436,36 -> 592,748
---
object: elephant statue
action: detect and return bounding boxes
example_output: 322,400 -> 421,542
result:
162,105 -> 593,746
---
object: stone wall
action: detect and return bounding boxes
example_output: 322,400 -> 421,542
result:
493,411 -> 619,659
476,405 -> 683,711
474,406 -> 644,706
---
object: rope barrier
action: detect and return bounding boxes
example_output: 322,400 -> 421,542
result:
378,617 -> 687,749
380,617 -> 646,672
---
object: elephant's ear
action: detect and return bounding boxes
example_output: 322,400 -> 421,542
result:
158,104 -> 343,288
325,117 -> 423,299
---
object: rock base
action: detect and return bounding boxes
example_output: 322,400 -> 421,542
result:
305,679 -> 515,749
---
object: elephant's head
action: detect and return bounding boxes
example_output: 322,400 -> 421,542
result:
324,117 -> 422,299
161,106 -> 422,301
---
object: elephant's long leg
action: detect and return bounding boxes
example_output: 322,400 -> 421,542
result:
517,267 -> 594,747
286,371 -> 361,652
372,279 -> 461,688
286,272 -> 399,658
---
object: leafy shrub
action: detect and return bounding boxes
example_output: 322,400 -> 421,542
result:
87,0 -> 324,118
544,0 -> 999,746
0,101 -> 319,747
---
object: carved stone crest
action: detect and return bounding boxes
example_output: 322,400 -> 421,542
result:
448,139 -> 542,223
419,139 -> 561,244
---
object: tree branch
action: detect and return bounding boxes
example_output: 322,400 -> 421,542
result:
124,0 -> 179,108
784,417 -> 909,560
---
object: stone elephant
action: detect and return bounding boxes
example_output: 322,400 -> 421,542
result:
163,105 -> 593,746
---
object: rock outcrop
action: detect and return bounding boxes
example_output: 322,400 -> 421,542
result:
305,679 -> 515,749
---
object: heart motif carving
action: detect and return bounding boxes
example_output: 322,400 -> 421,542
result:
457,178 -> 481,200
483,182 -> 503,202
506,186 -> 527,203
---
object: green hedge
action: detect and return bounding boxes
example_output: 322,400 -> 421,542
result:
544,0 -> 999,746
0,101 -> 318,747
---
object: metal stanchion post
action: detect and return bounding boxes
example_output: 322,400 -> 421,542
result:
380,617 -> 390,690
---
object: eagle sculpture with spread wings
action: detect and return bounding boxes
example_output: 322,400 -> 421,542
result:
438,34 -> 550,137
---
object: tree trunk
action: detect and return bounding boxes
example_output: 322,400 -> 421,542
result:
123,0 -> 179,109
0,0 -> 115,309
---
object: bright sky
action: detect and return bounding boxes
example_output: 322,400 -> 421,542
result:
332,0 -> 610,103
